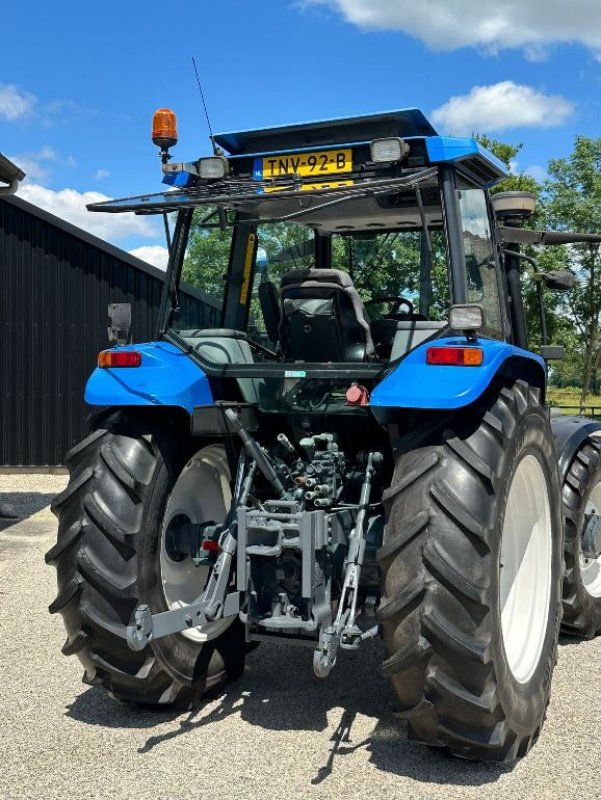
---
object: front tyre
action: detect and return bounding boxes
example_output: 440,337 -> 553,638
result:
378,380 -> 563,761
46,410 -> 245,707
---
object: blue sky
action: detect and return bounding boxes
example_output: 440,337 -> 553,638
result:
1,0 -> 600,267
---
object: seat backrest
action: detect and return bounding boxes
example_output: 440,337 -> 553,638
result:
279,269 -> 374,362
258,281 -> 281,345
390,320 -> 446,360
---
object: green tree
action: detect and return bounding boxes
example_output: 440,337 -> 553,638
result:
545,137 -> 601,408
476,134 -> 586,389
475,135 -> 541,198
182,208 -> 232,299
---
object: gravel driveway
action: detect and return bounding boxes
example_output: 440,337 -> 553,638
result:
1,474 -> 600,800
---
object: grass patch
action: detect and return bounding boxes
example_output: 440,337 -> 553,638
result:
548,387 -> 601,411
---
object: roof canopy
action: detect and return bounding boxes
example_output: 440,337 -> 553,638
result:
213,108 -> 438,156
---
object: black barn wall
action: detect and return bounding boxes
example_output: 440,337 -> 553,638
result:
0,195 -> 220,466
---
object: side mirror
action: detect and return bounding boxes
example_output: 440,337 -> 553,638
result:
543,270 -> 575,291
541,345 -> 565,361
108,303 -> 132,346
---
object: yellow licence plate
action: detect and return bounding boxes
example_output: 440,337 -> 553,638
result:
261,149 -> 352,179
264,179 -> 354,194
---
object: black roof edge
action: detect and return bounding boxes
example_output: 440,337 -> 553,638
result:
0,152 -> 26,183
1,193 -> 221,310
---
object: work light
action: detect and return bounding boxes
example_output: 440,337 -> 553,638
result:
449,304 -> 484,333
198,156 -> 228,180
370,137 -> 408,163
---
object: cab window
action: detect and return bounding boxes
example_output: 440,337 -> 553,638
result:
456,183 -> 505,340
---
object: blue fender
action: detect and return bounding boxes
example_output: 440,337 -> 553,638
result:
370,336 -> 545,413
85,341 -> 213,414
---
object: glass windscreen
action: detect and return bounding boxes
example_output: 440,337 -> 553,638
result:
169,186 -> 450,374
247,227 -> 448,334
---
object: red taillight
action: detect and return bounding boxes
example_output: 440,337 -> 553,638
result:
98,350 -> 142,368
426,346 -> 483,366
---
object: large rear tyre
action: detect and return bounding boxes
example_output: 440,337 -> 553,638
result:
46,410 -> 245,707
377,380 -> 563,761
561,436 -> 601,638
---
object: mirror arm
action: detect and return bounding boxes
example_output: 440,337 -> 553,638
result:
501,248 -> 542,274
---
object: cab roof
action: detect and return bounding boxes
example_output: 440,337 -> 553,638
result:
213,108 -> 438,156
212,108 -> 507,183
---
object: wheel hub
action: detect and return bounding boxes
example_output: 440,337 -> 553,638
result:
159,445 -> 234,643
582,513 -> 601,560
164,515 -> 221,564
581,486 -> 601,598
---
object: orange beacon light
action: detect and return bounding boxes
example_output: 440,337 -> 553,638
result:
152,108 -> 178,160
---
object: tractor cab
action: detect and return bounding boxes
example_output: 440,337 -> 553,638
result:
90,108 -> 516,414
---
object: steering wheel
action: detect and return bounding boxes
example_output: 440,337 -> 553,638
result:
364,295 -> 414,321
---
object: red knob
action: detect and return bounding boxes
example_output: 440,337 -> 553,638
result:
346,383 -> 369,406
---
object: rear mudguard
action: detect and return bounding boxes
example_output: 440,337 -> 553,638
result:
370,336 -> 545,419
551,414 -> 601,480
85,341 -> 213,414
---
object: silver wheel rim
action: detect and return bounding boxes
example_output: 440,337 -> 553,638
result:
500,454 -> 552,684
581,482 -> 601,597
159,445 -> 234,643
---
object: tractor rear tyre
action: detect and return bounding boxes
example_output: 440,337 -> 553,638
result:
561,436 -> 601,638
377,380 -> 563,761
46,410 -> 245,707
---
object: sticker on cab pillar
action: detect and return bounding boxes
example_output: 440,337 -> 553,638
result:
239,233 -> 256,305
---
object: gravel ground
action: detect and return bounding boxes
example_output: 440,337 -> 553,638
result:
1,474 -> 601,800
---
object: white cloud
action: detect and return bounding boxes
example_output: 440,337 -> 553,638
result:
129,245 -> 169,270
525,165 -> 548,183
8,146 -> 76,182
95,169 -> 110,180
305,0 -> 601,55
431,82 -> 574,134
0,84 -> 36,121
16,183 -> 160,243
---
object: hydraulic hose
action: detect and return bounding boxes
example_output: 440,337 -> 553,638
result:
225,409 -> 285,497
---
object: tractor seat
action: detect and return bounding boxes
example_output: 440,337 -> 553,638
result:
278,268 -> 374,363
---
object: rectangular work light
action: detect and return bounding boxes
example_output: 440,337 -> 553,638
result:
370,137 -> 408,163
449,304 -> 484,333
197,156 -> 228,180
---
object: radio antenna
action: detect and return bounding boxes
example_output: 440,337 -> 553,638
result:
192,56 -> 218,154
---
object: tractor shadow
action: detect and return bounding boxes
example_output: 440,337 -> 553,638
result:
68,638 -> 515,787
0,492 -> 56,529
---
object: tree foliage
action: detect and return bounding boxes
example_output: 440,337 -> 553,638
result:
545,137 -> 601,406
477,133 -> 601,405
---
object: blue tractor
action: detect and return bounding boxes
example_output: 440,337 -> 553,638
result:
47,108 -> 601,761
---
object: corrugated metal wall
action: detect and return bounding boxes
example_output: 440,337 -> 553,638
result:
0,195 -> 220,466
